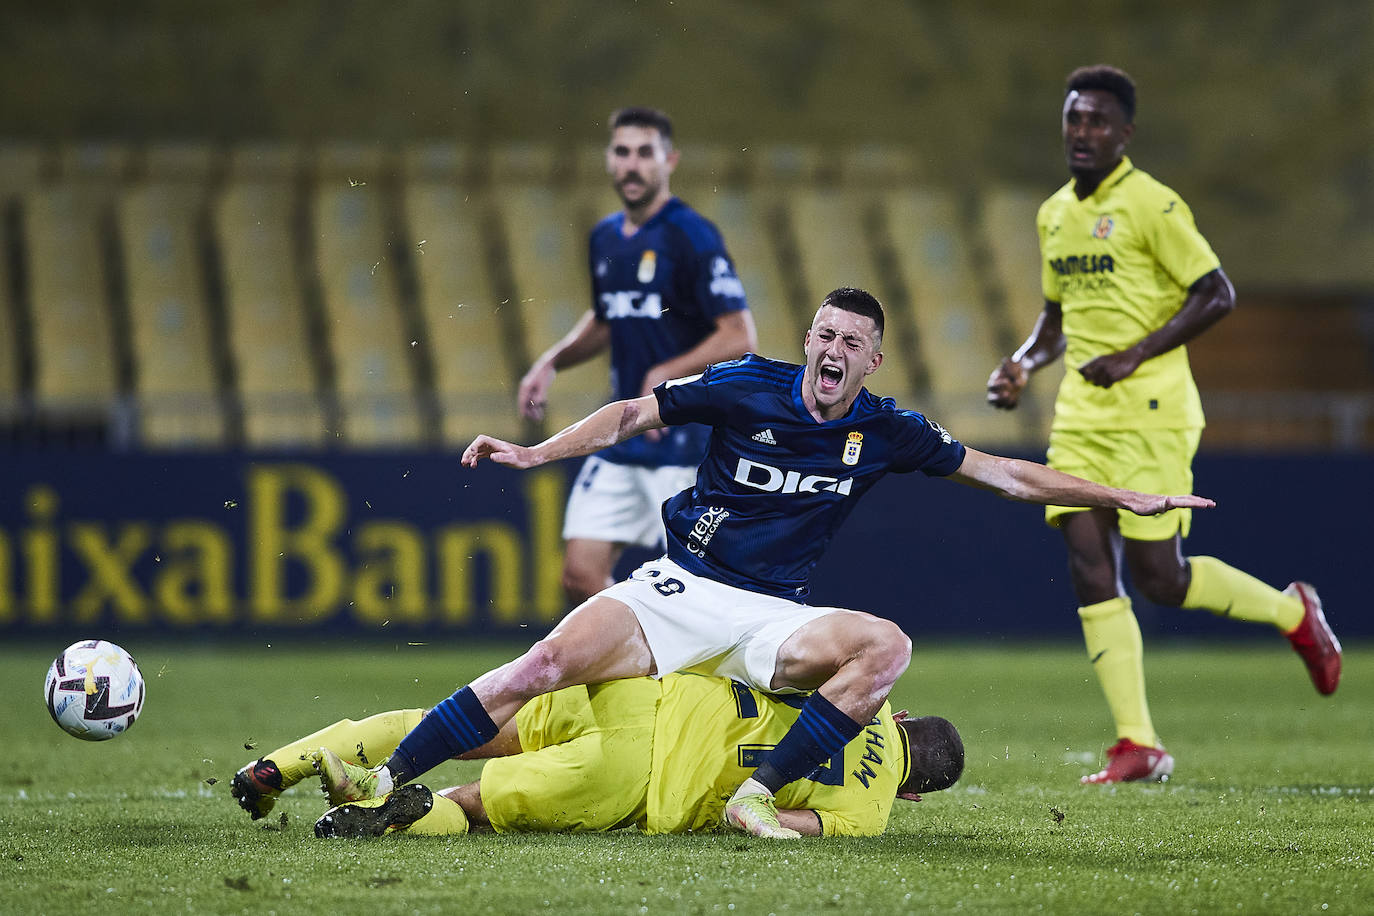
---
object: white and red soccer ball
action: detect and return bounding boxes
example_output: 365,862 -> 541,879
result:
44,639 -> 145,741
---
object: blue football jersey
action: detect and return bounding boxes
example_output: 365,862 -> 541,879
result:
590,197 -> 748,466
654,354 -> 967,600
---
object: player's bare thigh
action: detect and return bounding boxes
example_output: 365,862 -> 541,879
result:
468,596 -> 657,723
1060,508 -> 1126,605
770,609 -> 911,696
561,537 -> 625,603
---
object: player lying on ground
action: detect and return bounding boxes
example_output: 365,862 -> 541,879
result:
314,287 -> 1212,840
232,673 -> 964,838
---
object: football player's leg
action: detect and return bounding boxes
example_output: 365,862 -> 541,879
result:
561,457 -> 646,605
727,610 -> 909,838
561,538 -> 623,607
231,709 -> 424,820
1126,535 -> 1339,695
1061,510 -> 1169,779
315,784 -> 469,838
378,597 -> 655,792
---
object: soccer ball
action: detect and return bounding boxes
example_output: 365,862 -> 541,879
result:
44,639 -> 146,741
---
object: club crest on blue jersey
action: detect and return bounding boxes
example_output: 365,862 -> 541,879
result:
637,249 -> 657,283
1093,215 -> 1114,239
842,431 -> 863,466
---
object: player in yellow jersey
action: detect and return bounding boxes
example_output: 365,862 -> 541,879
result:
234,675 -> 963,838
987,65 -> 1341,785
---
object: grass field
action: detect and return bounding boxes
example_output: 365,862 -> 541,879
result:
2,638 -> 1368,915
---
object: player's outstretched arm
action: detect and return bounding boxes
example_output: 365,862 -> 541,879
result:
463,394 -> 665,469
948,448 -> 1215,515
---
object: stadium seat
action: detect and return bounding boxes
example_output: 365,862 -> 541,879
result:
884,187 -> 1015,445
0,215 -> 21,406
837,145 -> 926,189
214,178 -> 328,447
494,180 -> 611,433
311,142 -> 424,446
401,179 -> 522,444
0,143 -> 46,200
57,142 -> 133,189
142,142 -> 222,185
0,145 -> 44,406
26,185 -> 120,419
227,143 -> 303,182
745,144 -> 834,187
118,183 -> 227,446
400,142 -> 478,186
488,142 -> 562,186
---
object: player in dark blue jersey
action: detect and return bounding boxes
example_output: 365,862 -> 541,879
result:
516,106 -> 755,604
354,287 -> 1213,839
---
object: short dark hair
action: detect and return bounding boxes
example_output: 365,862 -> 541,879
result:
608,106 -> 674,146
897,715 -> 965,795
1065,65 -> 1137,123
820,287 -> 885,343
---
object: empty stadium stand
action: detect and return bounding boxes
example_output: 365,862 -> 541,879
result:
215,155 -> 329,448
311,142 -> 425,446
401,144 -> 523,445
118,182 -> 228,446
0,139 -> 1366,452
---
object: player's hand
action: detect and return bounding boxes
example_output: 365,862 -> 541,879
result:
1123,493 -> 1216,516
986,357 -> 1028,409
1077,349 -> 1143,388
517,363 -> 555,421
461,435 -> 540,469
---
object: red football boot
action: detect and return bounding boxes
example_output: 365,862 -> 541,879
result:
1283,582 -> 1341,695
1081,738 -> 1174,785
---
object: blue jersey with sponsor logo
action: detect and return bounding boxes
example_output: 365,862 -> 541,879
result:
654,354 -> 967,600
590,197 -> 748,466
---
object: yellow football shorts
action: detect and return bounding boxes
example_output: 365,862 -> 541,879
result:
480,678 -> 660,833
1044,427 -> 1202,541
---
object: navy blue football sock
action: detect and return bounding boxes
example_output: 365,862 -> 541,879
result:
752,692 -> 865,794
386,686 -> 497,785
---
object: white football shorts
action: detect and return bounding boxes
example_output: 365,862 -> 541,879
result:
601,556 -> 840,693
561,456 -> 696,548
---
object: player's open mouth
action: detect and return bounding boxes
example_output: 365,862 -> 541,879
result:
819,365 -> 843,389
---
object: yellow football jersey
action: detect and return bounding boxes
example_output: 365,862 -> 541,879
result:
1037,157 -> 1219,431
646,673 -> 904,836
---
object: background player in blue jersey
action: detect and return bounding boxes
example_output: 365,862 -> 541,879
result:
516,106 -> 756,605
349,287 -> 1213,839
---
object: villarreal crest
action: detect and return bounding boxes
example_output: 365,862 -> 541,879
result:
637,249 -> 657,283
842,431 -> 863,466
1093,215 -> 1114,239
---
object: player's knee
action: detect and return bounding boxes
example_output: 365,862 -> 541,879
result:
860,618 -> 912,686
511,640 -> 571,696
560,566 -> 608,606
1136,569 -> 1188,607
1128,554 -> 1190,607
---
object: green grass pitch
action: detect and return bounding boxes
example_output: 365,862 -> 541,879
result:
2,639 -> 1368,914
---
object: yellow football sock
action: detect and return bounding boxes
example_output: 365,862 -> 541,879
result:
263,709 -> 425,789
1184,556 -> 1303,631
1079,597 -> 1158,748
401,790 -> 471,836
